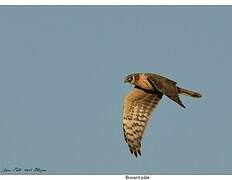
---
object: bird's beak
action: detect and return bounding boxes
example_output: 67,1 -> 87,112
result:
124,77 -> 128,83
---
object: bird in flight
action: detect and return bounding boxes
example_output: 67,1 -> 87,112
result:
123,72 -> 202,157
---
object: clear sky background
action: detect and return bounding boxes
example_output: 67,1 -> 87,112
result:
0,6 -> 231,174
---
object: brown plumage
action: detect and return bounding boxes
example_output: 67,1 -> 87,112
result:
123,72 -> 202,157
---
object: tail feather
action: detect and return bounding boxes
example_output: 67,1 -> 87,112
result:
177,87 -> 202,98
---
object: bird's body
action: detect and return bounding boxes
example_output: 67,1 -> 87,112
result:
123,72 -> 202,157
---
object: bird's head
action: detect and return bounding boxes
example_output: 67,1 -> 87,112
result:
124,73 -> 139,85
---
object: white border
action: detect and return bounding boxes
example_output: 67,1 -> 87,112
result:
1,175 -> 232,180
0,0 -> 232,5
0,2 -> 231,180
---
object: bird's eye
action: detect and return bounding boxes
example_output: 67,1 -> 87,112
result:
128,76 -> 133,82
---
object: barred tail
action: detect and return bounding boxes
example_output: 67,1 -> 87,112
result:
177,87 -> 202,98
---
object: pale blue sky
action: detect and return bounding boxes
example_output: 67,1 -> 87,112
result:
0,6 -> 231,174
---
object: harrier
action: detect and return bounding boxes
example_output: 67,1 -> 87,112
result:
123,73 -> 202,157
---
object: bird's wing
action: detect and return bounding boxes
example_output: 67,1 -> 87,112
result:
123,88 -> 162,157
147,73 -> 185,108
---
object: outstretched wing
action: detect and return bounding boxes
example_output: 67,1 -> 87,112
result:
123,88 -> 162,157
147,73 -> 185,108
